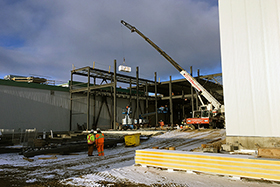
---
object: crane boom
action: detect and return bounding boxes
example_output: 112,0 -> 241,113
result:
121,20 -> 221,110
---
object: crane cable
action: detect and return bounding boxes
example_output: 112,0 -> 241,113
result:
121,25 -> 126,66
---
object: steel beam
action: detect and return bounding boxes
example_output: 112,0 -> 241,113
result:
87,67 -> 90,131
70,83 -> 114,93
114,60 -> 117,130
136,67 -> 139,123
72,66 -> 154,85
169,76 -> 173,126
155,72 -> 158,126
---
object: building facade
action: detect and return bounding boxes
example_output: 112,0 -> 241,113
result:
219,0 -> 280,148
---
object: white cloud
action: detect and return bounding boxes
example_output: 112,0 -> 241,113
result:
0,0 -> 220,83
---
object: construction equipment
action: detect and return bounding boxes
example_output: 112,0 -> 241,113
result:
121,20 -> 224,129
121,105 -> 168,130
121,106 -> 135,130
138,106 -> 168,127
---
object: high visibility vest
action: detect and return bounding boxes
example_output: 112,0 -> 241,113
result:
87,133 -> 95,144
95,133 -> 104,144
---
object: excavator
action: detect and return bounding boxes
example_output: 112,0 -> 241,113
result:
121,20 -> 225,129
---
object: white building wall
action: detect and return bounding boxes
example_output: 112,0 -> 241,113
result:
219,0 -> 280,136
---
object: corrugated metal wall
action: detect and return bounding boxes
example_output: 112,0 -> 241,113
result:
0,85 -> 70,132
219,0 -> 280,136
0,83 -> 144,132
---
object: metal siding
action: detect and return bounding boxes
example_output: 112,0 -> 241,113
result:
219,0 -> 280,136
0,84 -> 141,131
0,85 -> 70,131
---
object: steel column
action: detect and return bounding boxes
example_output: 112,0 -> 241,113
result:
145,81 -> 148,116
114,60 -> 117,130
190,66 -> 194,113
70,71 -> 73,131
196,69 -> 200,110
169,76 -> 173,126
93,77 -> 96,129
129,79 -> 132,107
155,72 -> 158,126
136,67 -> 139,123
182,89 -> 185,119
87,67 -> 90,131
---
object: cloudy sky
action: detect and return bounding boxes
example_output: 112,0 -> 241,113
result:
0,0 -> 220,85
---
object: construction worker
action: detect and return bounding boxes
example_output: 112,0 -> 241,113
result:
87,130 -> 95,156
159,120 -> 164,129
95,128 -> 104,156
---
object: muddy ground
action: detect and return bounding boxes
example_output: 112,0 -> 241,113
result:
2,129 -> 276,187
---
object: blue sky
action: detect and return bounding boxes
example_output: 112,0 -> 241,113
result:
0,0 -> 220,84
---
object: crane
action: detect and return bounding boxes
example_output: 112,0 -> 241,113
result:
121,20 -> 222,108
121,20 -> 224,129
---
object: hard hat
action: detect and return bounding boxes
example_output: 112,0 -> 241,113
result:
90,129 -> 94,133
96,128 -> 100,131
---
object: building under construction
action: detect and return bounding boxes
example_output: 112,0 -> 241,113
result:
0,61 -> 223,133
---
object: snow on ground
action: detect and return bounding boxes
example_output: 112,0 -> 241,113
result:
60,129 -> 278,187
61,164 -> 280,187
1,129 -> 279,186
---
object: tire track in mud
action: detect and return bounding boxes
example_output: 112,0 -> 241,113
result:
138,129 -> 223,151
32,130 -> 217,172
174,129 -> 225,150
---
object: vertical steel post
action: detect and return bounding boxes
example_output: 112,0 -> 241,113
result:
114,60 -> 117,130
110,74 -> 113,128
136,67 -> 139,123
87,67 -> 90,131
70,71 -> 73,131
129,79 -> 132,107
196,69 -> 200,110
190,66 -> 194,113
169,76 -> 173,126
93,77 -> 96,129
155,72 -> 158,126
145,81 -> 148,116
182,89 -> 185,119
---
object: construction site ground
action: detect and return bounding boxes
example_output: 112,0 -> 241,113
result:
1,129 -> 279,187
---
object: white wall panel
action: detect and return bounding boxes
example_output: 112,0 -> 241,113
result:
219,0 -> 280,136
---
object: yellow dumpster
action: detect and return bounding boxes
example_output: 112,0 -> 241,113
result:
124,133 -> 141,147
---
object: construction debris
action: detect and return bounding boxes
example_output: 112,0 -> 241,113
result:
257,147 -> 280,159
22,138 -> 123,157
23,157 -> 34,162
38,155 -> 57,160
4,74 -> 48,84
202,139 -> 226,153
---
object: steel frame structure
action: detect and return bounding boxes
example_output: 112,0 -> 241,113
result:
69,63 -> 223,130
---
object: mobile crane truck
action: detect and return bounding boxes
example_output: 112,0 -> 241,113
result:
121,20 -> 225,129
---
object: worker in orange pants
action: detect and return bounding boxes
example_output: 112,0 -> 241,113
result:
95,128 -> 104,156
